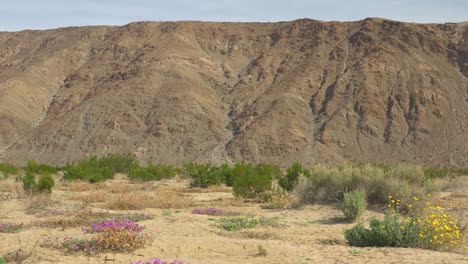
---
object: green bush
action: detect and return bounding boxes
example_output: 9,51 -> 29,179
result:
128,163 -> 178,181
22,172 -> 37,192
0,256 -> 6,264
37,173 -> 55,193
21,171 -> 55,193
339,189 -> 367,222
25,160 -> 60,175
232,163 -> 274,198
279,162 -> 310,191
184,163 -> 224,188
63,154 -> 138,183
0,163 -> 20,176
344,213 -> 420,247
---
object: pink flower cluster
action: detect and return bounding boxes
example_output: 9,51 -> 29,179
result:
192,207 -> 240,216
130,258 -> 188,264
83,219 -> 145,233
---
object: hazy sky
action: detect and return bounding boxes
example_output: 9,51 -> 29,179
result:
1,0 -> 467,31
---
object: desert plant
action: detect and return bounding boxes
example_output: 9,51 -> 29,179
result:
0,222 -> 23,233
37,173 -> 55,193
130,258 -> 189,264
0,257 -> 5,264
25,160 -> 60,175
344,196 -> 464,250
22,171 -> 37,192
129,163 -> 179,181
339,189 -> 367,222
0,163 -> 20,176
185,163 -> 224,188
279,162 -> 310,191
192,207 -> 240,216
232,163 -> 274,198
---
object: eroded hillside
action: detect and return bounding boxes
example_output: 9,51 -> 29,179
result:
0,18 -> 467,167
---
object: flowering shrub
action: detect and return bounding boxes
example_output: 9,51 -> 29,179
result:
41,236 -> 97,255
344,195 -> 464,250
192,207 -> 240,216
96,228 -> 151,252
130,258 -> 188,264
0,222 -> 23,233
41,217 -> 152,254
83,219 -> 145,233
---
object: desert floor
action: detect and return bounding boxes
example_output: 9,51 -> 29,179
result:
1,175 -> 467,264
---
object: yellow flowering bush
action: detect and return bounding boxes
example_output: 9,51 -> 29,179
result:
345,195 -> 464,251
407,195 -> 463,250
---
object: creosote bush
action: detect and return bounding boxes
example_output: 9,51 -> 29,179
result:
129,163 -> 179,181
21,171 -> 55,193
279,162 -> 310,191
339,189 -> 367,222
63,154 -> 138,183
232,163 -> 277,198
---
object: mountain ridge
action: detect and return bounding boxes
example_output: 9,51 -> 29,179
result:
0,18 -> 467,167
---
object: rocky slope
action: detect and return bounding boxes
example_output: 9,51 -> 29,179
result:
0,18 -> 467,167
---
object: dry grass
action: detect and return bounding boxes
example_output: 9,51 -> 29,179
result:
23,193 -> 58,214
184,185 -> 231,193
59,181 -> 102,192
104,188 -> 194,210
206,197 -> 249,207
105,183 -> 152,194
69,190 -> 107,203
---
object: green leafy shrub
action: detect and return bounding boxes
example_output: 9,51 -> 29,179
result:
63,154 -> 137,183
279,162 -> 310,191
339,190 -> 367,222
345,196 -> 464,250
0,163 -> 20,176
25,160 -> 60,175
37,173 -> 55,193
424,167 -> 468,178
129,163 -> 178,181
232,163 -> 275,198
22,172 -> 37,192
0,256 -> 6,264
344,213 -> 420,247
184,163 -> 224,188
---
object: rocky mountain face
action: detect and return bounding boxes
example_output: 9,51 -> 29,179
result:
0,18 -> 467,167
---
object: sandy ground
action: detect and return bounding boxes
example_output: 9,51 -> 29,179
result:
1,177 -> 467,264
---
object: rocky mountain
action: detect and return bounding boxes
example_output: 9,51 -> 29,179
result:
0,18 -> 467,167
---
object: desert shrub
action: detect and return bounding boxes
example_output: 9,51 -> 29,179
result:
0,163 -> 20,176
63,154 -> 138,183
345,196 -> 464,250
424,167 -> 468,178
184,163 -> 224,188
219,163 -> 234,186
260,183 -> 299,209
98,153 -> 139,174
293,163 -> 428,205
129,163 -> 178,181
339,189 -> 367,222
41,218 -> 151,254
279,162 -> 310,191
37,173 -> 55,193
25,160 -> 60,175
0,257 -> 5,264
22,172 -> 37,192
231,163 -> 274,198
